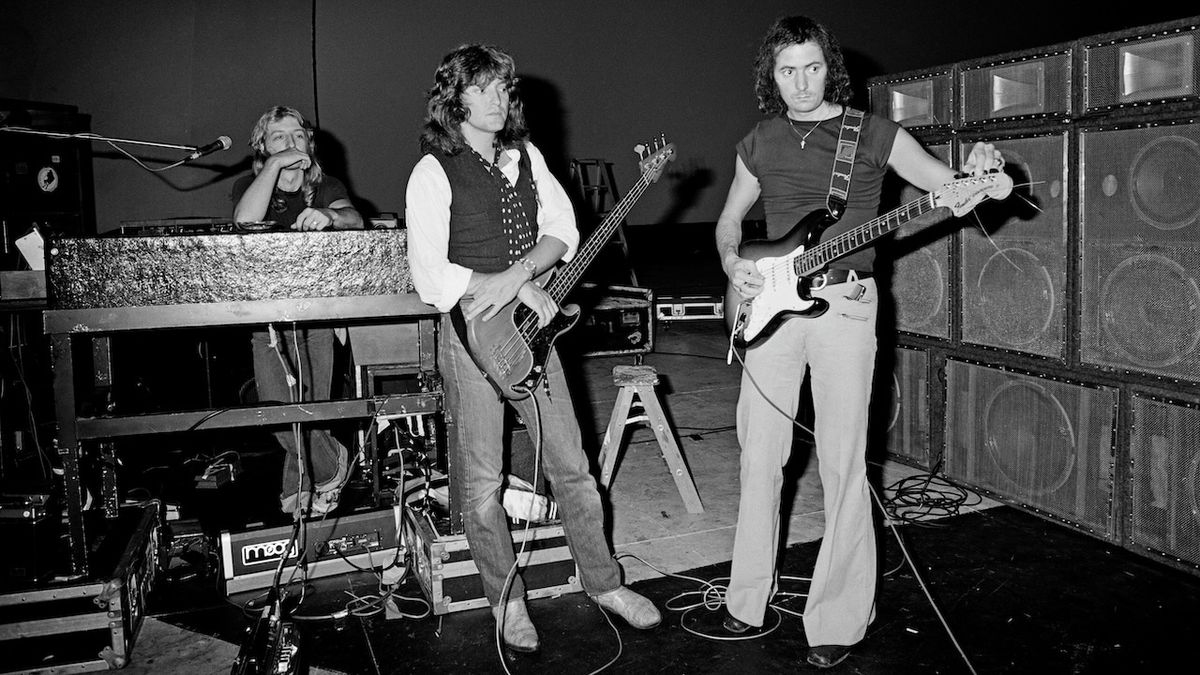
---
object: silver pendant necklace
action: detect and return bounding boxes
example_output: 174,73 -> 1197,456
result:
788,117 -> 824,149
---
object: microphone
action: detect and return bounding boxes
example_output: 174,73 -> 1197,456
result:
185,135 -> 232,161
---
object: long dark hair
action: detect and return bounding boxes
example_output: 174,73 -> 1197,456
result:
753,16 -> 852,114
420,44 -> 529,155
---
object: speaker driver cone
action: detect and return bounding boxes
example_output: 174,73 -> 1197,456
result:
1130,135 -> 1200,231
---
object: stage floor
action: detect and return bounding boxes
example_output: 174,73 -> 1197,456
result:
99,318 -> 1198,674
137,505 -> 1200,674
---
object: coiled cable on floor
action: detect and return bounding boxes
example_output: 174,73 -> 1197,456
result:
880,458 -> 983,525
613,551 -> 808,641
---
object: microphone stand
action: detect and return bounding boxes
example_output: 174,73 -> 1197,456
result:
0,125 -> 202,153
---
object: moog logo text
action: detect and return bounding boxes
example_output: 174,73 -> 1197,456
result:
242,538 -> 300,566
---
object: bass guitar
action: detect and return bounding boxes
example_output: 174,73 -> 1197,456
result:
466,140 -> 676,399
725,171 -> 1013,347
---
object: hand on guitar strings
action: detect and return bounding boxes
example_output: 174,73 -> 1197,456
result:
464,266 -> 529,322
727,258 -> 765,300
515,282 -> 557,327
464,267 -> 556,327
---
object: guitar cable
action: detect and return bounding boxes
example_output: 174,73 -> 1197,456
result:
492,386 -> 626,675
494,394 -> 544,675
727,340 -> 978,675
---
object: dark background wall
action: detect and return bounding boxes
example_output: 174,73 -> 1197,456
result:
0,1 -> 1189,232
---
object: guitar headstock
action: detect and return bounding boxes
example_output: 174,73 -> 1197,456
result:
933,171 -> 1014,217
634,135 -> 676,183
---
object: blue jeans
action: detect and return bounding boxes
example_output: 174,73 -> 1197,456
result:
440,315 -> 621,605
251,327 -> 346,501
726,278 -> 879,646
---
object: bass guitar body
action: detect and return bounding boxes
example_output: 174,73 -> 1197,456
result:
724,209 -> 838,347
465,282 -> 581,400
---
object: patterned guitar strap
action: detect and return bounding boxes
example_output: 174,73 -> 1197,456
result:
827,107 -> 865,220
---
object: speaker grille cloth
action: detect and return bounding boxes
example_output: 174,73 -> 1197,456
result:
1081,124 -> 1200,380
960,134 -> 1067,357
961,53 -> 1071,123
1130,395 -> 1200,567
945,361 -> 1117,536
891,143 -> 951,338
885,347 -> 929,468
870,71 -> 954,127
1085,30 -> 1198,110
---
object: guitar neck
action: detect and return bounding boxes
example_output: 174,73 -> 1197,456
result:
544,171 -> 655,302
799,192 -> 938,272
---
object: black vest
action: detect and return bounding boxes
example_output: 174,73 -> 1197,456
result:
430,146 -> 539,274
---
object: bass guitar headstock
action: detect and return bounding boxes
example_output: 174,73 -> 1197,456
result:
634,135 -> 676,182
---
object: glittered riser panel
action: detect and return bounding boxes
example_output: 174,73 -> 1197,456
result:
47,229 -> 415,310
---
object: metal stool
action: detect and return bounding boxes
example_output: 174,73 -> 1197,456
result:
596,365 -> 703,513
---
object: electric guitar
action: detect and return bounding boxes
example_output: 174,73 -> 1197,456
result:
466,140 -> 676,399
725,171 -> 1013,347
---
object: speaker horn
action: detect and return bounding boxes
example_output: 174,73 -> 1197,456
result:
1121,35 -> 1194,101
992,64 -> 1045,115
892,86 -> 933,125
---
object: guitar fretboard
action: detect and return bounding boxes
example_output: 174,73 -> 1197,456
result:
545,162 -> 659,303
796,192 -> 937,273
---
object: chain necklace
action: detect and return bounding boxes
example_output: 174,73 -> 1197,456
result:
788,117 -> 824,149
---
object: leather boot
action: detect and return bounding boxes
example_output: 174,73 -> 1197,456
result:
491,598 -> 539,653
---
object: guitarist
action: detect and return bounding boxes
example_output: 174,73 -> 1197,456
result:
404,43 -> 660,655
712,17 -> 1004,669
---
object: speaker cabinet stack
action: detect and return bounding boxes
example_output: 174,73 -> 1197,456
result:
868,15 -> 1200,575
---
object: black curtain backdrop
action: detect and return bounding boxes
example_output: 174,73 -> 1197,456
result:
1,1 -> 1188,232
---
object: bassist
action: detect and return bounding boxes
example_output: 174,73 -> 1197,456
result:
404,43 -> 660,656
712,16 -> 1004,669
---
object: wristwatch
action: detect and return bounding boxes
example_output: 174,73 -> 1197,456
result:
517,257 -> 537,280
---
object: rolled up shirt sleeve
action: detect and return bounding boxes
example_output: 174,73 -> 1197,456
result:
404,155 -> 472,312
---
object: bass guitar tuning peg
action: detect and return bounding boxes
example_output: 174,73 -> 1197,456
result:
633,143 -> 647,158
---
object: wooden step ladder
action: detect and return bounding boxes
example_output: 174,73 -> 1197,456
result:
597,365 -> 703,514
569,157 -> 638,286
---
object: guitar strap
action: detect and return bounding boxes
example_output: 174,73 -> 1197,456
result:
826,107 -> 865,221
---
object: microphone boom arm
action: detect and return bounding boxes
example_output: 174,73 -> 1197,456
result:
0,126 -> 205,153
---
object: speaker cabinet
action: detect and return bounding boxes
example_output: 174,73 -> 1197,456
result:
889,142 -> 953,339
1079,119 -> 1200,382
868,65 -> 956,130
0,100 -> 95,269
883,346 -> 931,469
1129,393 -> 1200,569
1082,18 -> 1200,116
958,45 -> 1073,126
956,131 -> 1069,358
944,360 -> 1118,537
